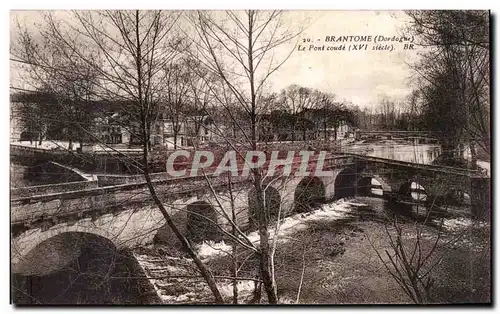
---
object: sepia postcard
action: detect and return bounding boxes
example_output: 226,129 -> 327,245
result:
9,10 -> 491,305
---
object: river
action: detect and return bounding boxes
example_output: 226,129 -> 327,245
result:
343,140 -> 442,165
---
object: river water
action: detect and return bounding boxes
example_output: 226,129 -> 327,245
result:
343,140 -> 442,165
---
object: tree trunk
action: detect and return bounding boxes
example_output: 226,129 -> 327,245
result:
250,281 -> 262,304
458,143 -> 465,159
134,10 -> 223,302
470,142 -> 478,168
253,175 -> 278,304
228,174 -> 239,304
247,12 -> 278,303
142,157 -> 225,304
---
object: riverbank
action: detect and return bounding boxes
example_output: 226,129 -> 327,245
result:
136,198 -> 490,304
269,203 -> 490,304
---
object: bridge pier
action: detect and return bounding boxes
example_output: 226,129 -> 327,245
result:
470,178 -> 491,220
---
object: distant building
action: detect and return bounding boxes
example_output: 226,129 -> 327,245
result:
256,110 -> 354,143
10,92 -> 59,144
162,115 -> 214,148
94,113 -> 124,145
11,91 -> 354,150
10,92 -> 215,151
93,113 -> 215,149
10,99 -> 25,142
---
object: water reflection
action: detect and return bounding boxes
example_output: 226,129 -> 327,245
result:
352,195 -> 434,222
370,178 -> 383,196
410,182 -> 427,201
367,179 -> 426,201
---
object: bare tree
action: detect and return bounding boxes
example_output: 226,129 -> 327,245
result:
184,59 -> 215,146
12,18 -> 102,150
187,10 -> 303,303
307,90 -> 357,142
162,60 -> 192,149
369,215 -> 442,303
277,84 -> 316,141
12,10 -> 226,303
405,10 -> 490,165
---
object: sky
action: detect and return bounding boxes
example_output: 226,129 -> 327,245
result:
10,10 -> 422,109
268,10 -> 421,108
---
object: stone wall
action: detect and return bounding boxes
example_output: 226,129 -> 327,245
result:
11,180 -> 99,198
97,172 -> 170,186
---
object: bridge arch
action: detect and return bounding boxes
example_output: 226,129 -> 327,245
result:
248,186 -> 281,229
11,231 -> 145,304
398,180 -> 428,202
445,189 -> 471,206
356,175 -> 391,196
333,167 -> 357,199
294,176 -> 326,213
186,201 -> 220,243
13,232 -> 116,277
12,224 -> 117,271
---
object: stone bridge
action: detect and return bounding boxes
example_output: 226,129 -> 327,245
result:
11,154 -> 490,279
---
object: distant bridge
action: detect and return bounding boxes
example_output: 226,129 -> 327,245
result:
356,130 -> 439,142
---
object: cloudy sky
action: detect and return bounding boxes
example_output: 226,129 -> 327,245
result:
268,10 -> 422,107
10,10 -> 422,109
